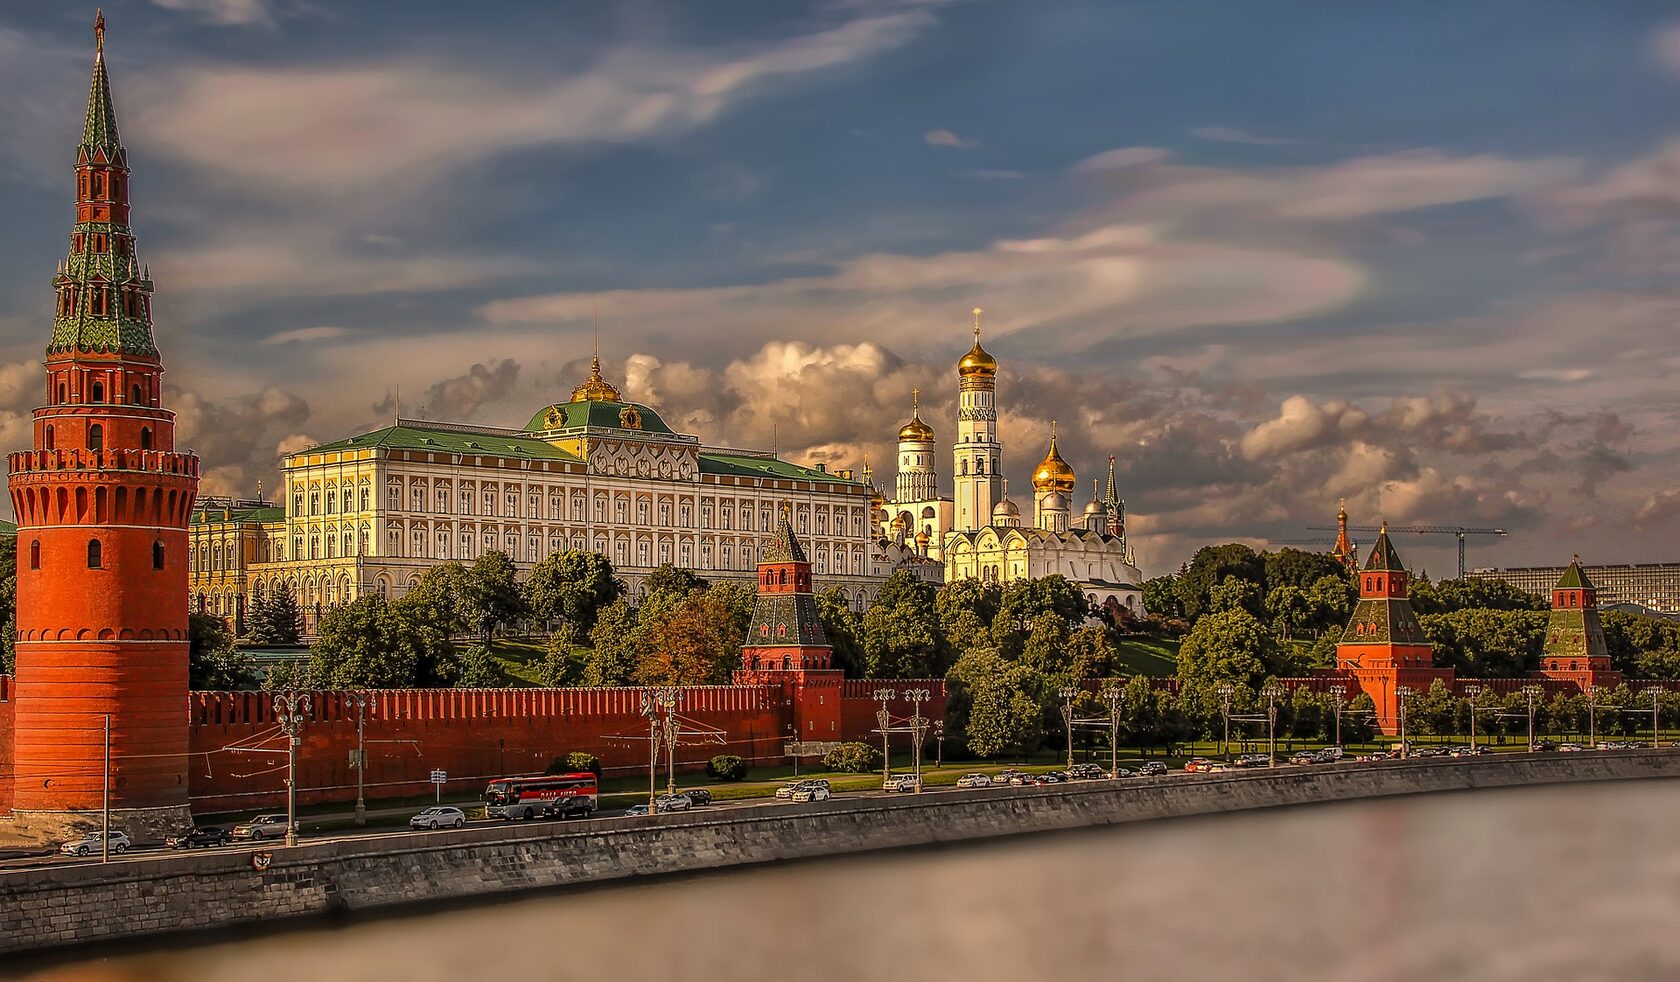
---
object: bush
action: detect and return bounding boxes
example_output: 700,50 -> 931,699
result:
821,742 -> 881,773
706,754 -> 748,781
545,751 -> 601,777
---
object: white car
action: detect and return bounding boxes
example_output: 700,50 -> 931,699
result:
774,783 -> 804,799
60,830 -> 129,857
232,814 -> 291,841
654,793 -> 692,812
992,770 -> 1027,786
409,806 -> 466,830
886,775 -> 921,793
955,773 -> 992,789
791,783 -> 831,802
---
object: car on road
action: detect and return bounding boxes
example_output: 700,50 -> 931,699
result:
1534,740 -> 1558,752
1107,767 -> 1135,778
1558,743 -> 1586,753
1183,758 -> 1213,772
791,781 -> 832,803
60,830 -> 129,857
1029,772 -> 1066,786
1320,746 -> 1345,761
1235,754 -> 1269,768
409,806 -> 467,830
624,804 -> 650,817
955,773 -> 993,789
775,782 -> 807,799
682,789 -> 713,806
886,775 -> 921,793
232,814 -> 291,841
1290,751 -> 1320,765
165,826 -> 231,849
654,793 -> 692,813
993,770 -> 1028,785
1066,763 -> 1106,781
1448,746 -> 1486,757
1137,761 -> 1168,777
1204,762 -> 1235,773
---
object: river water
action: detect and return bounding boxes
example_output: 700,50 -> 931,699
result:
9,781 -> 1679,982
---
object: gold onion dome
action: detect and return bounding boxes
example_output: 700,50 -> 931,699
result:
898,388 -> 935,442
570,355 -> 622,403
958,307 -> 998,377
1033,422 -> 1076,492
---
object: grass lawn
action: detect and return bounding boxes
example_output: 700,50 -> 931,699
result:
487,638 -> 549,686
1112,636 -> 1180,677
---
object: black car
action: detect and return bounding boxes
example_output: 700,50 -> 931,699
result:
165,826 -> 232,849
683,788 -> 713,806
1534,740 -> 1558,752
1066,764 -> 1105,780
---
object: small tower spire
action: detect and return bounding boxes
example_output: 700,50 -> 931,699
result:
95,9 -> 105,55
972,306 -> 983,342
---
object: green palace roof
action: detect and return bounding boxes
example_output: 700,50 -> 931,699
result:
700,452 -> 862,484
304,425 -> 581,462
191,505 -> 284,526
525,400 -> 675,435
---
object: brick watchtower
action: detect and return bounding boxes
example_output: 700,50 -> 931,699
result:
1335,524 -> 1451,734
1537,556 -> 1621,691
5,15 -> 199,834
735,508 -> 843,746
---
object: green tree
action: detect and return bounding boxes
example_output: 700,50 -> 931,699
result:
945,646 -> 1046,759
815,586 -> 866,678
1419,609 -> 1546,677
1308,574 -> 1357,633
643,563 -> 709,601
188,611 -> 255,690
1408,578 -> 1548,616
1306,625 -> 1344,669
454,642 -> 502,688
1019,611 -> 1073,677
634,588 -> 747,685
1175,608 -> 1275,687
584,599 -> 640,685
1266,584 -> 1312,641
538,623 -> 586,687
1602,611 -> 1680,674
524,549 -> 622,631
1141,575 -> 1183,620
246,581 -> 302,645
862,570 -> 943,677
308,597 -> 454,689
464,550 -> 527,643
936,578 -> 1002,658
1176,544 -> 1265,621
1208,575 -> 1264,619
1264,548 -> 1351,593
403,562 -> 472,638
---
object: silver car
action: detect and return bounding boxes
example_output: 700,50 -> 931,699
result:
232,814 -> 291,841
791,783 -> 831,802
60,830 -> 129,857
654,793 -> 692,812
955,773 -> 992,789
409,806 -> 466,830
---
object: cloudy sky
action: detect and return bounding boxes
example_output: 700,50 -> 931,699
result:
2,1 -> 1679,577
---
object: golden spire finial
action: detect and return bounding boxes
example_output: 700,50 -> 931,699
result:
1379,519 -> 1388,533
1050,419 -> 1058,440
972,306 -> 983,341
912,386 -> 920,413
94,9 -> 105,55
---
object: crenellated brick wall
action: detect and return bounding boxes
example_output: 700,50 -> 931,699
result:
0,675 -> 13,815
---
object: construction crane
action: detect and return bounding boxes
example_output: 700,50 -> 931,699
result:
1305,524 -> 1507,579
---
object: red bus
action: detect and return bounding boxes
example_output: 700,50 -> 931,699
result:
485,773 -> 599,820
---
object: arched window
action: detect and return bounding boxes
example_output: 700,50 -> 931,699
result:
44,425 -> 53,450
153,541 -> 164,570
87,539 -> 102,569
139,427 -> 152,450
57,384 -> 66,404
88,424 -> 103,452
30,540 -> 40,569
91,381 -> 104,403
131,384 -> 142,405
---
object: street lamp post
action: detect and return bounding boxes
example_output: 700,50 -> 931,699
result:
101,713 -> 111,864
1329,685 -> 1346,748
1521,684 -> 1543,752
1586,684 -> 1598,749
934,720 -> 945,770
1464,684 -> 1483,752
904,688 -> 931,791
1058,687 -> 1078,769
873,688 -> 895,790
1648,686 -> 1667,749
1218,685 -> 1235,758
1102,687 -> 1123,779
1396,685 -> 1413,759
638,689 -> 663,813
274,691 -> 311,847
348,693 -> 368,826
1261,684 -> 1284,768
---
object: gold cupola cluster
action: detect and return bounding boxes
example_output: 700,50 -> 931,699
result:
957,306 -> 998,377
1033,421 -> 1076,492
898,387 -> 935,442
570,355 -> 622,403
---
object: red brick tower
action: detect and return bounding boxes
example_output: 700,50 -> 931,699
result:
1336,524 -> 1451,733
1537,556 -> 1621,691
5,14 -> 199,831
735,508 -> 843,745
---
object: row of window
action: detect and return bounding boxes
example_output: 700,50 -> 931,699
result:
28,538 -> 165,571
50,375 -> 153,408
42,423 -> 153,453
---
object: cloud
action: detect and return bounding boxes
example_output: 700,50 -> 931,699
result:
1071,146 -> 1170,173
170,385 -> 313,498
1190,126 -> 1295,146
1650,23 -> 1680,75
372,360 -> 521,422
151,0 -> 276,27
924,128 -> 978,149
1635,489 -> 1680,529
262,325 -> 350,346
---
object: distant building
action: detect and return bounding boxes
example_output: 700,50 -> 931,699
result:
187,496 -> 284,633
1469,563 -> 1680,614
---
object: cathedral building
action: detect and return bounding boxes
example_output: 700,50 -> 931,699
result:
877,309 -> 1145,615
191,356 -> 880,633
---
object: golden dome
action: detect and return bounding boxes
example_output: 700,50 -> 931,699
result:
958,307 -> 998,377
898,387 -> 935,442
570,356 -> 622,403
890,512 -> 908,529
1033,423 -> 1076,492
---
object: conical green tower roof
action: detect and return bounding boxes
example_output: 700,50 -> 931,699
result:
762,508 -> 808,564
1362,524 -> 1406,572
82,28 -> 121,156
1554,556 -> 1596,591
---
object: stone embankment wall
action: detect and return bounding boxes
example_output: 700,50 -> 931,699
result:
4,749 -> 1677,956
0,677 -> 12,815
